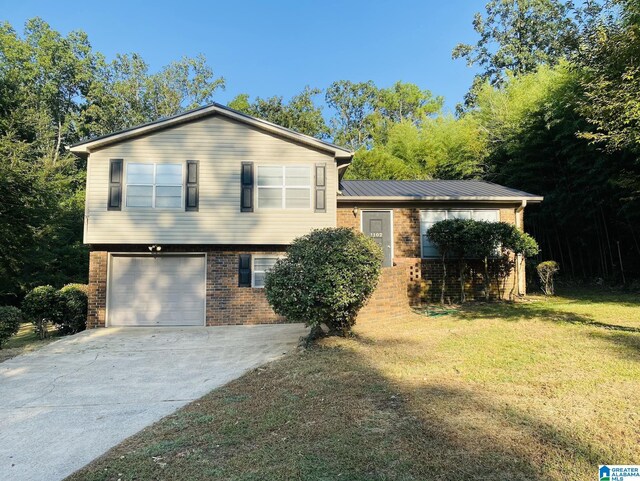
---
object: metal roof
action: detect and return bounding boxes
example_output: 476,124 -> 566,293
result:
338,180 -> 543,202
69,102 -> 353,159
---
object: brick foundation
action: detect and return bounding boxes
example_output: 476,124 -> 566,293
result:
87,245 -> 286,328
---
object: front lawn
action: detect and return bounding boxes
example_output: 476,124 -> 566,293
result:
0,323 -> 60,363
68,288 -> 640,481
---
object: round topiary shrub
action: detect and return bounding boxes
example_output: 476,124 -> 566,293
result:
264,227 -> 383,338
22,286 -> 63,339
0,306 -> 24,348
58,284 -> 89,334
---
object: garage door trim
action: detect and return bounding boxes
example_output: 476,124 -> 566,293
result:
106,252 -> 207,327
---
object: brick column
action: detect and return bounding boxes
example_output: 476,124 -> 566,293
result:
87,251 -> 108,328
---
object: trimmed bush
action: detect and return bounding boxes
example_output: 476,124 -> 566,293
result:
537,261 -> 560,295
0,306 -> 23,348
265,227 -> 383,338
22,286 -> 63,339
58,284 -> 88,334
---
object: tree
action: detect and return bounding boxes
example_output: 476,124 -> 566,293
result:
345,116 -> 486,180
83,53 -> 225,136
264,228 -> 383,340
0,306 -> 23,348
368,81 -> 443,142
473,62 -> 640,281
228,86 -> 328,138
325,80 -> 378,150
579,0 -> 640,154
427,219 -> 476,303
452,0 -> 600,103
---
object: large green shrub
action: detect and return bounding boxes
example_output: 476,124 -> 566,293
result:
0,306 -> 24,348
264,227 -> 383,338
22,286 -> 63,339
426,219 -> 475,303
58,284 -> 88,334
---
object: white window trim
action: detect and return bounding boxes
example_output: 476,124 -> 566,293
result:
251,255 -> 283,288
125,162 -> 184,210
419,209 -> 500,258
256,165 -> 312,210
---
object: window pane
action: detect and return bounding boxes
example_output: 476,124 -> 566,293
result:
253,272 -> 266,288
449,210 -> 472,220
156,164 -> 182,185
285,166 -> 310,186
156,186 -> 182,197
254,258 -> 278,271
126,185 -> 153,207
155,195 -> 182,208
421,210 -> 447,223
127,163 -> 154,184
258,188 -> 282,208
257,166 -> 283,186
473,210 -> 499,222
285,188 -> 310,208
156,186 -> 182,208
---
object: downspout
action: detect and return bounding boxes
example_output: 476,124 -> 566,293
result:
515,200 -> 527,296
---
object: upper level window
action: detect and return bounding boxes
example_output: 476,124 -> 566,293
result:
420,209 -> 499,257
256,165 -> 311,209
126,163 -> 183,209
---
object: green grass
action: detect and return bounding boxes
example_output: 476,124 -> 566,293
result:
67,288 -> 640,481
0,322 -> 61,362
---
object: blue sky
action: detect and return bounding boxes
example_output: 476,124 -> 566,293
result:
1,0 -> 484,113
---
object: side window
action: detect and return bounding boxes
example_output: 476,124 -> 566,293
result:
252,257 -> 280,288
420,209 -> 499,258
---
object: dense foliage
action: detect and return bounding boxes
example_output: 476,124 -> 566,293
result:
58,283 -> 88,334
427,220 -> 539,302
264,228 -> 383,338
0,306 -> 23,348
22,285 -> 62,339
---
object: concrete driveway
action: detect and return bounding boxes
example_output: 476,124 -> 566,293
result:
0,324 -> 306,481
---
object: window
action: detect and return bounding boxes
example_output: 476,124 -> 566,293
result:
256,165 -> 311,209
252,256 -> 279,288
126,163 -> 183,209
420,209 -> 499,258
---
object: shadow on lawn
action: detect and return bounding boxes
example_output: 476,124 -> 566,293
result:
450,302 -> 640,334
66,339 -> 619,481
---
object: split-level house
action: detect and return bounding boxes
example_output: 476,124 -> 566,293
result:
70,104 -> 543,328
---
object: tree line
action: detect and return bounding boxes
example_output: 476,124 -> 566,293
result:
1,0 -> 639,302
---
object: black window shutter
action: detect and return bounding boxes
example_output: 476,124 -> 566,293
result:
314,163 -> 326,213
186,160 -> 198,211
238,254 -> 252,287
241,162 -> 254,212
108,159 -> 123,210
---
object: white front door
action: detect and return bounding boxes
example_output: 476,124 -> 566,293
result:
108,255 -> 206,326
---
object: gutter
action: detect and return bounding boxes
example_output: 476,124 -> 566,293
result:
337,196 -> 544,203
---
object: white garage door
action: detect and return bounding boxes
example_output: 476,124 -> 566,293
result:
108,255 -> 206,326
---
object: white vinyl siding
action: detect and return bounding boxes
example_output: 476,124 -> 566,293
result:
256,165 -> 311,210
252,256 -> 279,288
84,115 -> 338,244
125,163 -> 183,209
420,209 -> 500,258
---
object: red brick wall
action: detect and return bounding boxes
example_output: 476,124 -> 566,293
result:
87,245 -> 286,328
357,258 -> 419,321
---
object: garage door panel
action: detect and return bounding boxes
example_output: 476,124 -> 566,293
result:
109,255 -> 205,326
